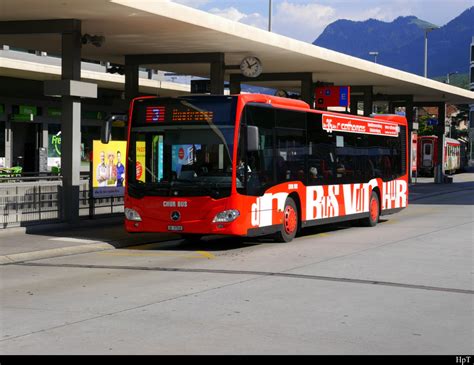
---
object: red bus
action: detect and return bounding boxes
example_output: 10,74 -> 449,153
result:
123,94 -> 408,242
417,135 -> 461,176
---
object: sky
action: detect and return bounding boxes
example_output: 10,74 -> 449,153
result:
171,0 -> 474,43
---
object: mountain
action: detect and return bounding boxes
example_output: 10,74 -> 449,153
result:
313,7 -> 474,78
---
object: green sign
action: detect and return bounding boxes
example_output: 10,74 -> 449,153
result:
19,105 -> 37,116
47,107 -> 62,118
11,114 -> 34,122
11,104 -> 37,121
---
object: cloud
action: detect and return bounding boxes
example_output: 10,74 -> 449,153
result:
272,1 -> 336,41
208,6 -> 246,22
271,1 -> 413,42
169,0 -> 395,42
171,0 -> 211,7
207,6 -> 268,30
169,0 -> 460,43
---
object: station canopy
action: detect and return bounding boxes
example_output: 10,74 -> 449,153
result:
0,0 -> 473,104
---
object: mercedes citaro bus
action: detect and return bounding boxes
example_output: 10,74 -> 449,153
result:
121,94 -> 408,242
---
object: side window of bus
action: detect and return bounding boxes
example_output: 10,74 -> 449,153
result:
244,105 -> 276,196
275,109 -> 307,184
367,134 -> 402,181
334,132 -> 367,184
307,113 -> 337,185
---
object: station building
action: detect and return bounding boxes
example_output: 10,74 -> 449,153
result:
0,46 -> 190,173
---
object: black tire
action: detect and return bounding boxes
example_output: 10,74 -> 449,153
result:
274,197 -> 298,243
361,191 -> 380,227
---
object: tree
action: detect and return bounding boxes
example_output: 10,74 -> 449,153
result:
417,115 -> 435,136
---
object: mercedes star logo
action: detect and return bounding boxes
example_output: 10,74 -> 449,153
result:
171,211 -> 181,221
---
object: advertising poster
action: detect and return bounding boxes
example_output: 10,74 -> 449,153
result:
411,132 -> 418,173
136,141 -> 146,183
92,140 -> 127,198
48,131 -> 62,169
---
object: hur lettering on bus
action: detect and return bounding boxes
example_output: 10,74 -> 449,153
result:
382,180 -> 407,209
306,185 -> 339,220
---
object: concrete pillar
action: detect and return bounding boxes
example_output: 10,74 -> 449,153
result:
350,97 -> 359,115
363,87 -> 373,116
125,63 -> 139,101
301,75 -> 313,107
229,74 -> 241,95
4,103 -> 12,167
60,28 -> 82,223
388,102 -> 395,114
434,103 -> 446,184
41,122 -> 48,149
5,119 -> 12,168
210,58 -> 225,94
405,98 -> 414,183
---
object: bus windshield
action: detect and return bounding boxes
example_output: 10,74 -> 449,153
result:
127,96 -> 237,199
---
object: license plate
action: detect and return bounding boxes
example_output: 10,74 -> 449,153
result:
168,225 -> 183,231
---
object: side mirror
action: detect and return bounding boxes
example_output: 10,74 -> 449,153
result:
101,114 -> 128,144
101,118 -> 112,144
247,126 -> 259,152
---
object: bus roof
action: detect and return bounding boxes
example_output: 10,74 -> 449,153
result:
132,94 -> 407,127
236,94 -> 408,127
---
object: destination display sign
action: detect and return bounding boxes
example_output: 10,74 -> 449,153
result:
143,106 -> 214,123
322,114 -> 399,137
171,109 -> 213,122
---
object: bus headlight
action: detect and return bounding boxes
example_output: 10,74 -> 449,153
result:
213,210 -> 240,223
125,208 -> 142,221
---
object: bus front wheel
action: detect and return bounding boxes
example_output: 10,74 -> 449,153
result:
274,197 -> 298,243
362,191 -> 380,227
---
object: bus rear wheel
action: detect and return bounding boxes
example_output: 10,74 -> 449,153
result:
274,197 -> 298,243
361,191 -> 380,227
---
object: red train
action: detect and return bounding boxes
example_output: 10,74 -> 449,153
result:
417,136 -> 466,176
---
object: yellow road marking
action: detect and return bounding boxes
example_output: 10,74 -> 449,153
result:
196,251 -> 216,260
306,232 -> 331,238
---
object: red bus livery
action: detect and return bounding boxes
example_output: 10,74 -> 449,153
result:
124,94 -> 408,242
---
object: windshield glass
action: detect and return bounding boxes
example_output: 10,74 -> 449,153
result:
127,96 -> 237,198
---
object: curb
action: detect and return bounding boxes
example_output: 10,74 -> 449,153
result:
0,242 -> 114,265
0,216 -> 124,235
0,234 -> 180,265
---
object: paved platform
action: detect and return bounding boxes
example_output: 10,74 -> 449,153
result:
0,169 -> 472,354
1,170 -> 473,266
0,217 -> 179,265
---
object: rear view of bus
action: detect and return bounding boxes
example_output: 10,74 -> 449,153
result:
124,94 -> 408,242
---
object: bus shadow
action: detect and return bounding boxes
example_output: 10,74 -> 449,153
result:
137,221 -> 357,253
